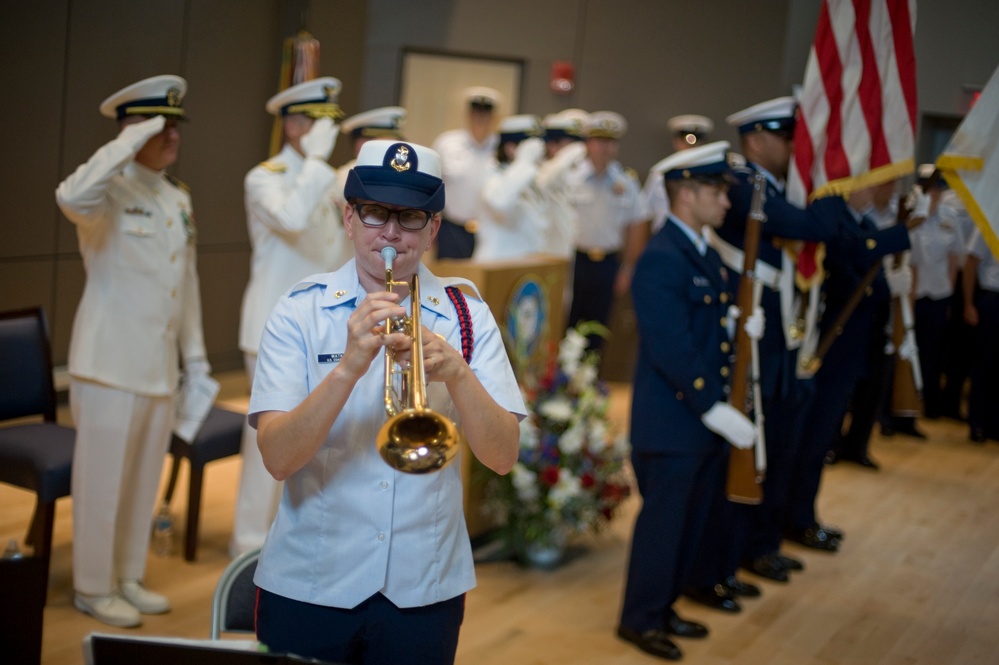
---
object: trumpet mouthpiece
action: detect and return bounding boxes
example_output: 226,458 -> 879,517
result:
381,246 -> 397,269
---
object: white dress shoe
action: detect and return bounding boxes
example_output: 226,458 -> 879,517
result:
120,580 -> 171,614
74,592 -> 142,628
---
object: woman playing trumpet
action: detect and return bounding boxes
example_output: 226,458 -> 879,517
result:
248,140 -> 524,665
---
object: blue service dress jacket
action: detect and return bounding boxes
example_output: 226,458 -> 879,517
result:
717,163 -> 845,400
630,219 -> 735,454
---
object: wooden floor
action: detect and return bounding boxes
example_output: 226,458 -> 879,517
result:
3,376 -> 999,665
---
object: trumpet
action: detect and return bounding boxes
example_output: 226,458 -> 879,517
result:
376,247 -> 460,474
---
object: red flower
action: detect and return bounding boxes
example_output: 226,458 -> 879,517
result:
580,472 -> 596,489
540,465 -> 561,487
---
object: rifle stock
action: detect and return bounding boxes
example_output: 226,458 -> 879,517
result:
726,172 -> 766,505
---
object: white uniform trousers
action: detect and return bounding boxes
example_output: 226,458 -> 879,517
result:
69,379 -> 173,595
230,353 -> 283,557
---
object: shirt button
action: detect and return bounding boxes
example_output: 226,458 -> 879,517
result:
171,289 -> 177,298
379,481 -> 389,490
721,341 -> 731,352
170,254 -> 176,263
377,532 -> 386,542
166,218 -> 173,228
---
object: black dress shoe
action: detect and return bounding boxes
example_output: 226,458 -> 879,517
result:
683,585 -> 741,613
741,554 -> 789,582
824,448 -> 840,465
819,523 -> 845,540
617,626 -> 682,660
722,575 -> 761,597
839,452 -> 880,470
786,525 -> 841,552
775,553 -> 804,571
879,423 -> 895,436
894,421 -> 928,439
666,614 -> 709,639
970,427 -> 987,443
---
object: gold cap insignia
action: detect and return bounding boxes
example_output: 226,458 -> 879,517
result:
391,145 -> 411,172
167,87 -> 181,107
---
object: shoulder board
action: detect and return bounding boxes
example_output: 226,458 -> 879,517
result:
165,174 -> 190,192
440,277 -> 483,301
259,160 -> 287,173
288,280 -> 324,296
624,167 -> 639,181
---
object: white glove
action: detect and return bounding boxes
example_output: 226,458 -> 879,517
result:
514,137 -> 546,165
701,402 -> 756,449
886,265 -> 913,296
118,115 -> 166,153
184,357 -> 212,377
906,185 -> 930,219
897,334 -> 917,363
301,117 -> 339,161
537,141 -> 587,189
744,306 -> 765,341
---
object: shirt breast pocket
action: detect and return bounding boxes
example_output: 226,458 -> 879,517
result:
687,283 -> 719,308
117,220 -> 159,273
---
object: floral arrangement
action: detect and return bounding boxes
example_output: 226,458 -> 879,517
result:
485,321 -> 632,563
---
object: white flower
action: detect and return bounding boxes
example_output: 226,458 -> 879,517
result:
548,468 -> 583,508
612,433 -> 631,456
539,394 -> 574,423
558,422 -> 586,455
519,417 -> 540,450
569,361 -> 599,392
558,328 -> 588,371
586,421 -> 609,454
511,463 -> 539,501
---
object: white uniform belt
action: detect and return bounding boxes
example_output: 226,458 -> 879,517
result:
705,228 -> 782,289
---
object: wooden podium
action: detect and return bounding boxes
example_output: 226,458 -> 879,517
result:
428,254 -> 569,538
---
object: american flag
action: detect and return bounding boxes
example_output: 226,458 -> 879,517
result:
788,0 -> 918,209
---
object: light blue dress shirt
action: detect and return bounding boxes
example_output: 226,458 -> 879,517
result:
249,260 -> 526,609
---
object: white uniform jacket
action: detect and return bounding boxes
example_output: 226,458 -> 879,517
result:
56,135 -> 206,397
239,144 -> 352,354
474,158 -> 549,261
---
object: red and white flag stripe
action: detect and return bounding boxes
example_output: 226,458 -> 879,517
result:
788,0 -> 918,208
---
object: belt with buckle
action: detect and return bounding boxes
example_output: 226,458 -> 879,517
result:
578,248 -> 617,262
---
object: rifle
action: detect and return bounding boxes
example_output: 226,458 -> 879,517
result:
726,171 -> 766,505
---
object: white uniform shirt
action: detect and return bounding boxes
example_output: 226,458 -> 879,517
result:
431,129 -> 498,224
910,206 -> 965,299
473,158 -> 549,260
967,228 -> 999,291
641,169 -> 671,234
566,159 -> 649,252
239,144 -> 352,354
249,261 -> 526,609
56,136 -> 206,396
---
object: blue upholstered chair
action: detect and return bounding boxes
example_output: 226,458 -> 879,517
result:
0,307 -> 75,582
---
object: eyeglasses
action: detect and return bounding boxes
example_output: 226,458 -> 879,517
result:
353,203 -> 432,231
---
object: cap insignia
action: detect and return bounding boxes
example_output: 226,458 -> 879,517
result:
167,87 -> 181,108
390,145 -> 411,173
324,85 -> 337,102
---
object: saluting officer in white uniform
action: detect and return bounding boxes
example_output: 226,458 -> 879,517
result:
332,106 -> 408,216
432,86 -> 502,259
566,111 -> 650,347
474,114 -> 549,261
641,114 -> 714,234
539,108 -> 589,260
233,77 -> 353,557
56,75 -> 209,628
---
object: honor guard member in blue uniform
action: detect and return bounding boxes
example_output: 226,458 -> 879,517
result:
702,97 -> 845,588
618,141 -> 758,662
432,86 -> 502,259
787,184 -> 920,548
962,226 -> 999,442
249,139 -> 525,664
56,75 -> 210,627
642,114 -> 714,234
566,111 -> 650,349
233,77 -> 354,557
332,106 -> 408,214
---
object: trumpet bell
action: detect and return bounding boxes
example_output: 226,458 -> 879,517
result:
376,408 -> 460,474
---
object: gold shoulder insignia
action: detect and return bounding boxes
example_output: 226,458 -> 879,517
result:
165,174 -> 190,192
624,167 -> 639,181
260,160 -> 287,173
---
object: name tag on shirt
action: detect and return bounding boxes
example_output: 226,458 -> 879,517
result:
318,353 -> 343,364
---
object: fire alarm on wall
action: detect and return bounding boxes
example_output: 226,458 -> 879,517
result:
550,61 -> 575,95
